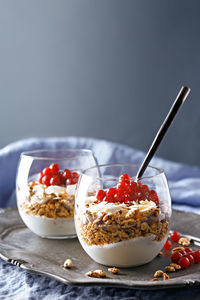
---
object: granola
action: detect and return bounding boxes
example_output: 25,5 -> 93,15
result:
20,181 -> 74,218
78,200 -> 169,246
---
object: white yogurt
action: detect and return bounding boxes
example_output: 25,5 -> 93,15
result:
17,183 -> 77,238
19,210 -> 76,239
78,233 -> 167,267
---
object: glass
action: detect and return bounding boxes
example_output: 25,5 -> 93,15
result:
75,163 -> 171,267
16,149 -> 97,239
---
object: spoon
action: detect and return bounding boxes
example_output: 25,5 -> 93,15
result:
135,86 -> 190,181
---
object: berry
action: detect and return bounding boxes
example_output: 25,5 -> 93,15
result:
97,190 -> 106,201
171,251 -> 183,263
178,256 -> 190,269
179,250 -> 187,256
185,247 -> 193,253
148,190 -> 159,206
185,254 -> 194,265
119,173 -> 131,183
163,240 -> 172,250
62,169 -> 71,180
105,195 -> 115,203
42,175 -> 51,186
107,188 -> 117,196
50,175 -> 61,186
71,172 -> 79,184
38,172 -> 44,184
170,231 -> 180,242
49,163 -> 60,174
191,250 -> 200,263
42,167 -> 52,176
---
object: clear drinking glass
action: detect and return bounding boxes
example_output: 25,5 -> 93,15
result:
16,149 -> 97,239
75,163 -> 171,267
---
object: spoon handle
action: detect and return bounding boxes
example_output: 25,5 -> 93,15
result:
135,86 -> 190,181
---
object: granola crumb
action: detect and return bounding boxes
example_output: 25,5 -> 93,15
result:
108,267 -> 120,274
85,269 -> 107,278
170,263 -> 181,270
178,237 -> 191,246
171,246 -> 185,254
163,273 -> 170,280
63,259 -> 72,269
152,278 -> 159,281
154,270 -> 164,278
165,265 -> 175,272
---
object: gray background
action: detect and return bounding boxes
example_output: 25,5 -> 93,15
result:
0,0 -> 200,166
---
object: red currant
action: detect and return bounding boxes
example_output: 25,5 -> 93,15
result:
50,175 -> 61,186
62,169 -> 71,180
71,172 -> 79,184
97,190 -> 106,201
179,250 -> 187,256
148,190 -> 159,205
185,247 -> 193,253
185,254 -> 194,265
170,231 -> 180,242
191,250 -> 200,263
178,256 -> 190,269
49,163 -> 60,174
42,167 -> 52,176
119,173 -> 131,183
171,251 -> 183,263
163,240 -> 172,250
105,195 -> 115,203
42,175 -> 51,186
107,188 -> 117,196
38,172 -> 44,184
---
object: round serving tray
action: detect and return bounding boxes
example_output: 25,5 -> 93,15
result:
0,208 -> 200,289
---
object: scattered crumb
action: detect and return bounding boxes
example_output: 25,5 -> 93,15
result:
170,263 -> 181,270
63,259 -> 72,269
178,237 -> 191,246
165,265 -> 175,272
154,270 -> 164,278
108,267 -> 120,274
85,269 -> 107,278
163,273 -> 170,280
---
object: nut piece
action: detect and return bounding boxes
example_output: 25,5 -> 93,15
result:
85,269 -> 107,278
63,259 -> 72,269
178,237 -> 191,246
108,267 -> 120,274
163,273 -> 170,280
152,278 -> 159,281
165,266 -> 175,272
170,263 -> 181,270
171,246 -> 185,254
154,270 -> 164,278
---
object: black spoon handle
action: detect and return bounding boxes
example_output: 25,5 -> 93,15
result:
136,86 -> 190,181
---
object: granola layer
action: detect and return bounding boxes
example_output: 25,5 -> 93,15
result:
79,201 -> 169,246
19,181 -> 74,218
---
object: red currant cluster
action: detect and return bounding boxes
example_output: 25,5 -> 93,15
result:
163,231 -> 200,269
171,248 -> 200,269
96,173 -> 159,205
38,163 -> 79,187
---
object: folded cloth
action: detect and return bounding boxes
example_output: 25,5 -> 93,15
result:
0,137 -> 200,212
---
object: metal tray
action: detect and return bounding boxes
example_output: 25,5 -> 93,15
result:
0,208 -> 200,289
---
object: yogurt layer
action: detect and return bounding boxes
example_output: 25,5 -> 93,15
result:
20,210 -> 76,238
78,233 -> 167,267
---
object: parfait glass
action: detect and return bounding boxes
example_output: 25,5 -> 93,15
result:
16,149 -> 97,239
75,163 -> 171,267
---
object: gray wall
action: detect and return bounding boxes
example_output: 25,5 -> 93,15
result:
0,0 -> 200,165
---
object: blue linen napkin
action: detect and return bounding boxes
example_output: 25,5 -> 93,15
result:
0,137 -> 200,212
